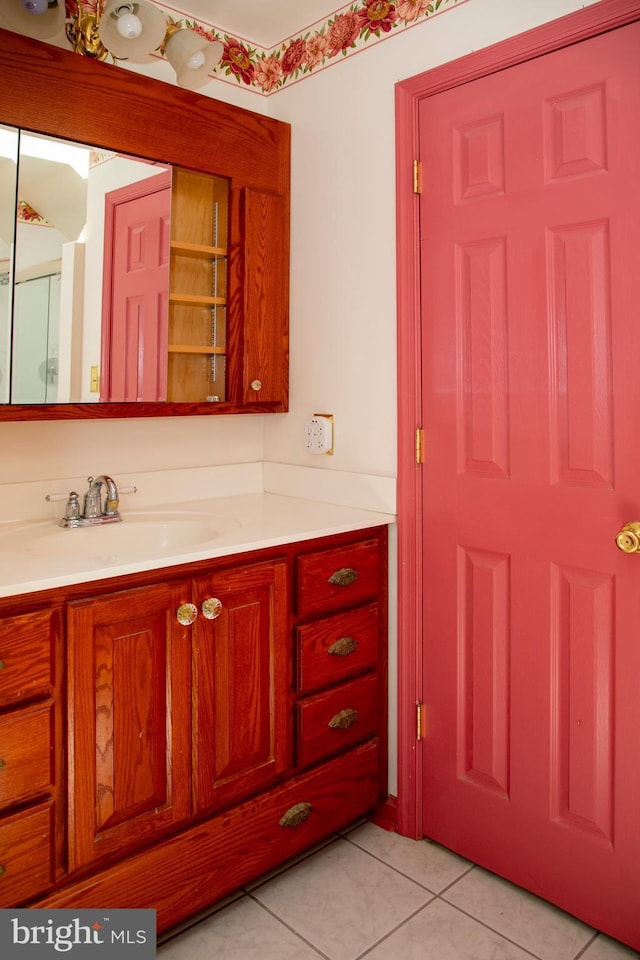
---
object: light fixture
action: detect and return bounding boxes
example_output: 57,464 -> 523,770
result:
0,0 -> 64,40
0,0 -> 223,90
164,25 -> 223,91
22,0 -> 49,14
98,0 -> 167,63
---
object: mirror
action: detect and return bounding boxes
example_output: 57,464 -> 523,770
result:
4,127 -> 176,403
3,127 -> 231,406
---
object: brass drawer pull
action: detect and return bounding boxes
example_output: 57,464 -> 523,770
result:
328,637 -> 358,657
0,865 -> 5,878
328,708 -> 359,730
0,759 -> 5,769
0,659 -> 5,670
176,603 -> 198,626
279,801 -> 313,828
328,567 -> 358,587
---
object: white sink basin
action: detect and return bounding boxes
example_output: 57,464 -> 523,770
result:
0,511 -> 233,562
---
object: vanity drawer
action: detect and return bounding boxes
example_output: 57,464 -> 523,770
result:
296,673 -> 378,769
296,604 -> 379,694
0,801 -> 54,906
0,608 -> 58,708
296,539 -> 382,617
0,702 -> 54,809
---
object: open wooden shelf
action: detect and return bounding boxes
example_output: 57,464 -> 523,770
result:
168,167 -> 228,402
167,345 -> 226,355
170,240 -> 227,259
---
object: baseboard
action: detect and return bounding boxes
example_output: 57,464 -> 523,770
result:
368,795 -> 398,832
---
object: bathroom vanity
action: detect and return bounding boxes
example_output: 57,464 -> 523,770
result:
0,495 -> 390,934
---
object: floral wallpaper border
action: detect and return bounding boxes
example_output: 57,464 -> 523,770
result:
65,0 -> 466,95
17,200 -> 50,227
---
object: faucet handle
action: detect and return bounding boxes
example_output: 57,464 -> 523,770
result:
45,492 -> 71,503
63,492 -> 80,522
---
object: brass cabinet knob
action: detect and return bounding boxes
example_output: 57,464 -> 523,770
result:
615,521 -> 640,553
0,759 -> 5,769
0,659 -> 4,670
202,597 -> 223,620
328,707 -> 359,730
249,379 -> 262,391
328,567 -> 358,587
279,802 -> 313,828
0,865 -> 5,878
176,602 -> 198,626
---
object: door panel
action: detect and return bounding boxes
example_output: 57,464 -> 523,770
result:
192,560 -> 290,814
101,171 -> 171,402
67,581 -> 191,871
419,20 -> 640,949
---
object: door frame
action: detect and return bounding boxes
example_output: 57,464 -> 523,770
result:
395,0 -> 640,840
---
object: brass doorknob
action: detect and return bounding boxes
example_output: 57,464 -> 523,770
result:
615,521 -> 640,553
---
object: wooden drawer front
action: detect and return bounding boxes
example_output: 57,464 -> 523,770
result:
296,604 -> 379,694
296,539 -> 382,617
37,741 -> 380,933
0,702 -> 54,810
0,801 -> 54,906
296,674 -> 378,769
0,608 -> 57,708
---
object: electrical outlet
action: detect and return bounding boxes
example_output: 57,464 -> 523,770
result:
304,414 -> 334,455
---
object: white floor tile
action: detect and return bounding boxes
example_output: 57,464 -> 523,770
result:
580,935 -> 640,959
443,867 -> 594,960
365,898 -> 539,960
157,896 -> 323,960
346,822 -> 471,893
251,837 -> 432,960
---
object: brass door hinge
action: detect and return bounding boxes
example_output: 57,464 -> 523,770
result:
416,702 -> 426,741
415,427 -> 424,464
413,159 -> 422,194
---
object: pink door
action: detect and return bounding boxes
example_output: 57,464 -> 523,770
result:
101,171 -> 171,401
419,19 -> 640,949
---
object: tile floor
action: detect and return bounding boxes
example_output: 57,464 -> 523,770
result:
157,822 -> 639,960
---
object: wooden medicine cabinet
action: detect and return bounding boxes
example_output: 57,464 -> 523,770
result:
0,27 -> 290,420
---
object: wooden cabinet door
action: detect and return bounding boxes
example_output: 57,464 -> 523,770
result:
192,560 -> 290,814
240,189 -> 289,409
67,581 -> 191,871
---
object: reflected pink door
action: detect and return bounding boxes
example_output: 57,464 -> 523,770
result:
419,20 -> 640,949
101,170 -> 171,401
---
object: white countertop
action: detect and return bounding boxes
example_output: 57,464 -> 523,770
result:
0,493 -> 395,599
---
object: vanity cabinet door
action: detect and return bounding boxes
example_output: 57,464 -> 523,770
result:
240,189 -> 289,408
67,581 -> 192,871
191,560 -> 290,815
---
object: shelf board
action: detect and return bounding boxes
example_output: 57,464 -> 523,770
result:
168,345 -> 227,355
170,240 -> 227,259
169,293 -> 226,306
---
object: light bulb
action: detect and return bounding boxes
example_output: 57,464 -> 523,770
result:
21,0 -> 49,14
186,50 -> 206,71
116,11 -> 143,40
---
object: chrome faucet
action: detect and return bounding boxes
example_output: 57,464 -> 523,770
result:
58,475 -> 122,528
